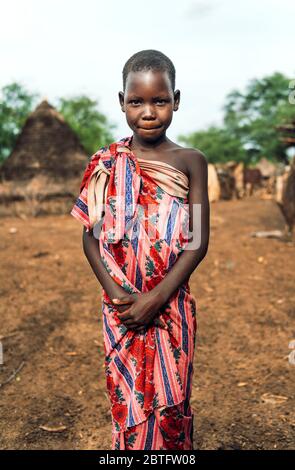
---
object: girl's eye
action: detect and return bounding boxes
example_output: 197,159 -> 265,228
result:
129,99 -> 167,105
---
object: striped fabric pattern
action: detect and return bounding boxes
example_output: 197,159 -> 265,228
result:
70,136 -> 197,450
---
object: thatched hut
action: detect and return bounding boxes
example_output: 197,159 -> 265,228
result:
215,161 -> 241,200
208,163 -> 221,202
0,100 -> 89,217
276,119 -> 295,146
256,157 -> 277,179
275,158 -> 295,237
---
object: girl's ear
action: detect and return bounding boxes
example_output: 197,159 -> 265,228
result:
118,91 -> 125,111
173,89 -> 180,111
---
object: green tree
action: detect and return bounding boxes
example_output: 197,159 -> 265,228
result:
0,82 -> 39,163
223,72 -> 295,164
0,84 -> 117,165
178,72 -> 295,165
57,95 -> 116,155
178,126 -> 246,164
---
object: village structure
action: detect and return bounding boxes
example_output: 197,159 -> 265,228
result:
0,100 -> 294,236
0,103 -> 294,452
0,100 -> 88,217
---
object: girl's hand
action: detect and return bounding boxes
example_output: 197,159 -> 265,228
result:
111,292 -> 167,332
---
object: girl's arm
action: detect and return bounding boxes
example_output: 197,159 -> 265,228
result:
82,227 -> 128,301
152,149 -> 210,304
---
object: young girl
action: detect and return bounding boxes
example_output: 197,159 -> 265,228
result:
71,49 -> 210,450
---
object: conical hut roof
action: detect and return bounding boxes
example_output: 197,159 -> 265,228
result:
0,99 -> 88,181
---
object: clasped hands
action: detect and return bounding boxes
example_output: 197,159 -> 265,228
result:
111,291 -> 168,333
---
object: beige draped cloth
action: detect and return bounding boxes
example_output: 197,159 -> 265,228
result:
137,158 -> 189,198
86,147 -> 189,230
87,158 -> 111,229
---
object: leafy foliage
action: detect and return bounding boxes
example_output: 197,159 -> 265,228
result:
0,82 -> 39,163
178,72 -> 295,164
0,83 -> 116,164
56,95 -> 116,155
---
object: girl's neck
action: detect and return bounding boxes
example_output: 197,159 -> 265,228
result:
130,133 -> 173,153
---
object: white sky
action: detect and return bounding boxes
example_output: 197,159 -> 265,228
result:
1,0 -> 294,144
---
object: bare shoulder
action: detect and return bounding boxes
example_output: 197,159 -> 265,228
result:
176,145 -> 208,178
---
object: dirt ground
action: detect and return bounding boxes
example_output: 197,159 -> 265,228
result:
0,196 -> 294,450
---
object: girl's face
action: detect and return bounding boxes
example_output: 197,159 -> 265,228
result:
119,69 -> 180,141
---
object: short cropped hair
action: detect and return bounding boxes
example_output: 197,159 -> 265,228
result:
122,49 -> 176,92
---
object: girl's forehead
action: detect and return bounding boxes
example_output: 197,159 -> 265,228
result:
125,70 -> 172,94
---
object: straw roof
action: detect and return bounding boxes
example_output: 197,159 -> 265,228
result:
0,99 -> 88,181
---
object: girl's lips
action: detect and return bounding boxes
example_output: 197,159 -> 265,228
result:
139,125 -> 162,130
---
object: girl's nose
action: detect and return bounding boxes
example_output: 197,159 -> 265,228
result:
142,105 -> 156,119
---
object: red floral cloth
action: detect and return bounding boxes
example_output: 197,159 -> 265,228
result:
71,136 -> 197,449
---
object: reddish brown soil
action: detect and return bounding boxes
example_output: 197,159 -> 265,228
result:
0,196 -> 294,450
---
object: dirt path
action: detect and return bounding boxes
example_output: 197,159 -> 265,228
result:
0,197 -> 294,450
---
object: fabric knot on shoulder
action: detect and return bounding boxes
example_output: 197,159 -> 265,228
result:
102,138 -> 142,243
73,137 -> 142,243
